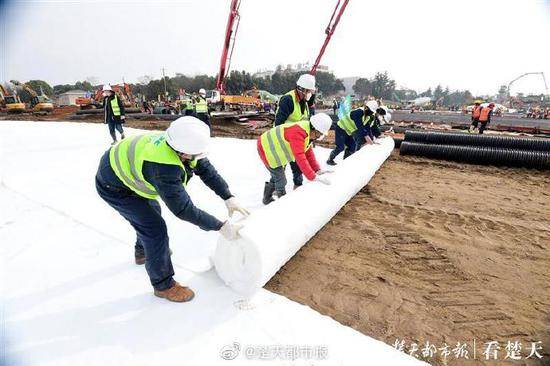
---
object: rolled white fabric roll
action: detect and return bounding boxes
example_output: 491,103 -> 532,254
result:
214,137 -> 395,295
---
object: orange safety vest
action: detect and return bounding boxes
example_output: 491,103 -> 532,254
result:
479,107 -> 492,122
472,105 -> 482,119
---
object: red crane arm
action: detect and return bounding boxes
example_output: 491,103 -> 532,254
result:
310,0 -> 349,75
216,0 -> 241,94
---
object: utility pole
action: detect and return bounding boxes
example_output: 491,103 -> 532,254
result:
161,68 -> 167,97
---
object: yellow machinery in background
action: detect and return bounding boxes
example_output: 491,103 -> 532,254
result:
10,80 -> 54,113
0,84 -> 26,113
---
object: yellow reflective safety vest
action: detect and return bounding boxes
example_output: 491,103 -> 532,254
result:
276,89 -> 310,125
111,95 -> 121,116
337,108 -> 369,136
109,133 -> 197,199
195,97 -> 208,113
260,120 -> 311,168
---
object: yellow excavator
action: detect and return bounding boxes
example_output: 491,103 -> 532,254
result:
1,84 -> 26,113
10,80 -> 54,113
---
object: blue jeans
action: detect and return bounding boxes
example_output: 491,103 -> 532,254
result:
95,152 -> 174,291
108,120 -> 124,140
267,166 -> 287,194
329,125 -> 356,161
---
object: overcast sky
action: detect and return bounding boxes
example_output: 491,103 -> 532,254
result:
1,0 -> 549,95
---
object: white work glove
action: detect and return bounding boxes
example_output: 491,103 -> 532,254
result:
314,175 -> 331,185
120,115 -> 126,120
316,168 -> 334,175
220,221 -> 243,240
225,197 -> 250,217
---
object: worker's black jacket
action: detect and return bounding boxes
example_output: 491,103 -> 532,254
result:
103,94 -> 126,124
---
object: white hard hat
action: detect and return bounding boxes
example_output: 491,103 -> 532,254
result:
102,84 -> 113,92
199,88 -> 206,95
296,73 -> 316,91
366,100 -> 379,113
165,116 -> 210,155
310,113 -> 332,135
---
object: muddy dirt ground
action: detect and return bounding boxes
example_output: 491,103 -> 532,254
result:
3,115 -> 549,365
266,153 -> 550,365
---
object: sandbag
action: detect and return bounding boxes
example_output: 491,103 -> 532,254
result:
214,137 -> 395,295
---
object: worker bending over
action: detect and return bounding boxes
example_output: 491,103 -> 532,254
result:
195,88 -> 210,128
96,116 -> 248,302
102,85 -> 126,145
258,113 -> 333,204
371,105 -> 391,140
469,100 -> 482,132
326,100 -> 379,166
274,74 -> 316,189
478,103 -> 494,134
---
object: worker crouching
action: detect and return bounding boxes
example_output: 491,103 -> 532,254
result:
258,113 -> 333,204
327,100 -> 379,165
95,116 -> 248,302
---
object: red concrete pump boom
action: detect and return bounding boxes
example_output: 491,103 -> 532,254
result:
310,0 -> 349,75
216,0 -> 242,94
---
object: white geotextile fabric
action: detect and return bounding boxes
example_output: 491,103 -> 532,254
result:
214,137 -> 395,295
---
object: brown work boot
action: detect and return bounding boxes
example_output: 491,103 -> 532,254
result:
154,282 -> 195,303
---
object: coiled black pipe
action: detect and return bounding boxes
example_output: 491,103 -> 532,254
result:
400,141 -> 550,169
404,130 -> 550,151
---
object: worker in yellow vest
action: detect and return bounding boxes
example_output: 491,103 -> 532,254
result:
274,74 -> 316,189
102,84 -> 126,145
327,100 -> 379,165
258,113 -> 333,204
195,88 -> 210,128
96,116 -> 248,302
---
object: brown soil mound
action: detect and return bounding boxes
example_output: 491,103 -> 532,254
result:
267,153 -> 550,365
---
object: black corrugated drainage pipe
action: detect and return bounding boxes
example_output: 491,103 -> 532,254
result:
400,141 -> 550,169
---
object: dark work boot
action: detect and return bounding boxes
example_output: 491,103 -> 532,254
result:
262,182 -> 275,205
275,189 -> 286,199
327,150 -> 338,166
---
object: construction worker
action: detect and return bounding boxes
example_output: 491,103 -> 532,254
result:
183,94 -> 194,116
95,116 -> 248,302
259,113 -> 333,204
102,85 -> 126,145
274,73 -> 316,188
195,88 -> 210,128
478,103 -> 495,134
469,100 -> 483,132
371,105 -> 391,141
326,100 -> 378,165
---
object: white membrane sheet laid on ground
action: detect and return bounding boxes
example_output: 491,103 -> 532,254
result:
214,138 -> 394,295
1,121 -> 423,366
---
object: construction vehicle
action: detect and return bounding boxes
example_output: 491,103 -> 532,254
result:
10,80 -> 54,113
75,83 -> 135,109
207,0 -> 262,112
0,84 -> 26,113
507,72 -> 549,109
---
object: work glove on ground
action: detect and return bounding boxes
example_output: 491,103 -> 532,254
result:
225,197 -> 250,217
316,169 -> 334,175
220,221 -> 243,240
314,175 -> 331,185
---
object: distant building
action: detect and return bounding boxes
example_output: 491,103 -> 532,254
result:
56,90 -> 88,106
